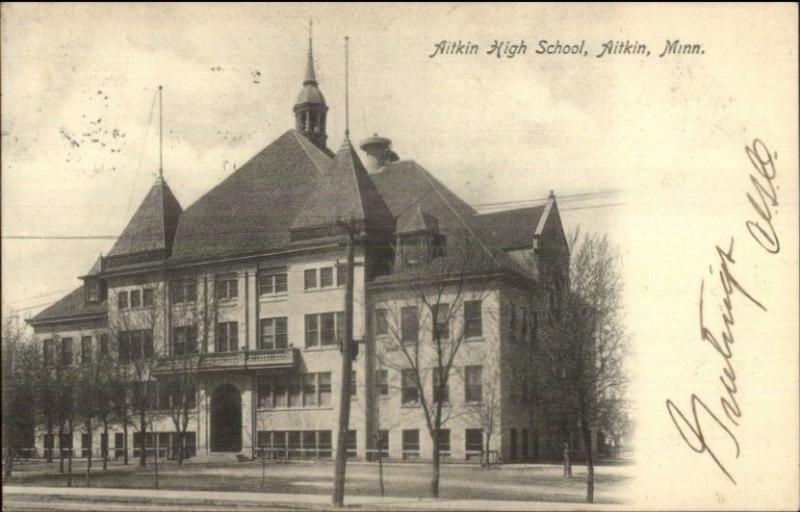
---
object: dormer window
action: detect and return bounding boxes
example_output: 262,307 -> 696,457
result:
395,206 -> 443,268
85,278 -> 104,304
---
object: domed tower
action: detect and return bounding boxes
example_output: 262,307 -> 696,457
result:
294,24 -> 328,151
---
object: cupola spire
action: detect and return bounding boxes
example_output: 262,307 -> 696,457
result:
304,19 -> 317,86
294,19 -> 328,151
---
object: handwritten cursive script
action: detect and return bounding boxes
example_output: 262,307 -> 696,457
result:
666,139 -> 779,485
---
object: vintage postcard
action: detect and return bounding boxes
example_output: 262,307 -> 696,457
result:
2,3 -> 798,511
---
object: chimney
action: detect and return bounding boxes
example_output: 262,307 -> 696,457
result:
359,133 -> 398,173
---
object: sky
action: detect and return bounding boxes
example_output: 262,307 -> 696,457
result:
0,3 -> 630,317
2,4 -> 798,508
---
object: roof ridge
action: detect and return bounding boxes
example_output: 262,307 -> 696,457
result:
413,161 -> 502,267
342,140 -> 367,221
476,203 -> 547,217
291,130 -> 333,174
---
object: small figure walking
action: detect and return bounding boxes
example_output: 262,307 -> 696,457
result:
563,441 -> 572,478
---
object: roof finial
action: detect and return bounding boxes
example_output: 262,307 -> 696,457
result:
303,19 -> 317,86
344,36 -> 350,141
158,85 -> 163,179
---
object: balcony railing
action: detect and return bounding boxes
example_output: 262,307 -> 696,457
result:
154,348 -> 298,373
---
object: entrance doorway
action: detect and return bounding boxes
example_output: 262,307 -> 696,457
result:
210,384 -> 242,452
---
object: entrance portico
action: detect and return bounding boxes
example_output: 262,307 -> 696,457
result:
210,384 -> 242,452
197,375 -> 255,457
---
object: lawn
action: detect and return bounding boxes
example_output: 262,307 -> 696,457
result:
2,458 -> 633,505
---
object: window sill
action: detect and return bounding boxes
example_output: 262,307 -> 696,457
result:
259,293 -> 289,303
464,336 -> 485,343
400,403 -> 421,409
120,305 -> 154,312
303,286 -> 344,294
303,345 -> 339,352
256,406 -> 334,412
216,299 -> 238,307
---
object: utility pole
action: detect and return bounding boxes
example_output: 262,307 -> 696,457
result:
332,218 -> 358,507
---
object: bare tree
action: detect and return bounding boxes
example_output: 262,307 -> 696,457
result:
460,356 -> 502,468
74,345 -> 102,486
157,352 -> 201,465
537,231 -> 628,504
108,300 -> 161,469
376,243 -> 492,498
2,315 -> 40,477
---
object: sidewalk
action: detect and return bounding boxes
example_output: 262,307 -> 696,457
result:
3,485 -> 628,511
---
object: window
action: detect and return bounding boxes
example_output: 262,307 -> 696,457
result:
350,371 -> 357,398
336,312 -> 346,343
402,429 -> 420,459
346,430 -> 357,458
433,303 -> 450,340
320,313 -> 336,345
378,430 -> 389,452
81,336 -> 92,366
336,264 -> 347,286
376,369 -> 388,396
401,369 -> 418,405
43,338 -> 55,366
258,380 -> 272,409
216,322 -> 238,353
260,317 -> 288,349
318,372 -> 332,406
216,275 -> 238,301
465,428 -> 483,454
433,370 -> 449,404
44,434 -> 55,458
400,235 -> 428,266
259,272 -> 288,295
61,338 -> 73,366
401,306 -> 418,344
465,365 -> 483,403
99,334 -> 109,357
464,300 -> 483,338
87,281 -> 100,302
304,269 -> 317,290
320,267 -> 334,288
82,433 -> 91,458
306,312 -> 345,347
60,433 -> 73,456
302,431 -> 317,459
114,433 -> 124,458
120,330 -> 154,361
288,431 -> 302,458
143,288 -> 154,307
318,430 -> 332,458
259,373 -> 331,409
118,291 -> 128,309
305,315 -> 319,347
130,290 -> 141,308
100,433 -> 109,457
303,374 -> 317,407
173,325 -> 198,355
158,384 -> 171,410
289,376 -> 302,408
273,377 -> 288,408
437,429 -> 451,455
172,281 -> 197,304
375,309 -> 388,336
